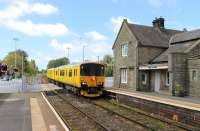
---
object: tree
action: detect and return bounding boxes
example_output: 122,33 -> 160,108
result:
47,57 -> 70,69
3,49 -> 38,76
101,55 -> 113,77
26,60 -> 38,75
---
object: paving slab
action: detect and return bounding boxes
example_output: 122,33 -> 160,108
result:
0,92 -> 66,131
0,93 -> 31,131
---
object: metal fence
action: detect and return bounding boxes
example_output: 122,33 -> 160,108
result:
0,75 -> 47,93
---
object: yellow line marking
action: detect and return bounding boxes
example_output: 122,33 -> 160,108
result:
30,98 -> 47,131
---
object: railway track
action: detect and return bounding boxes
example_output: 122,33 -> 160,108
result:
45,90 -> 151,131
45,89 -> 195,131
89,98 -> 197,131
45,91 -> 109,131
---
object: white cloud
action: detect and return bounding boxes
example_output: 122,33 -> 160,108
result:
49,34 -> 112,63
110,16 -> 135,33
0,0 -> 58,20
84,31 -> 107,41
50,39 -> 73,51
3,19 -> 70,37
30,3 -> 58,15
0,0 -> 71,37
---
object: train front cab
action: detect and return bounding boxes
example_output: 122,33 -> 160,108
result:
79,63 -> 105,97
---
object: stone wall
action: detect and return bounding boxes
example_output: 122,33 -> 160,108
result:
187,59 -> 200,97
187,44 -> 200,97
113,22 -> 137,89
104,91 -> 200,129
169,53 -> 188,96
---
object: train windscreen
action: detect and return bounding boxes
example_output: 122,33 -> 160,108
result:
80,63 -> 104,76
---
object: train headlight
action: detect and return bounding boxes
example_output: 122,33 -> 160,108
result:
81,82 -> 87,85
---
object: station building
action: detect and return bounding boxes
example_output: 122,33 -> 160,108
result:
112,17 -> 200,97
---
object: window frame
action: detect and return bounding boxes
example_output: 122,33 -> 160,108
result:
165,72 -> 170,86
120,68 -> 128,84
121,43 -> 128,57
191,69 -> 198,81
141,73 -> 147,85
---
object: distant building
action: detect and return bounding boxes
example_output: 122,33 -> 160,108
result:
112,17 -> 200,97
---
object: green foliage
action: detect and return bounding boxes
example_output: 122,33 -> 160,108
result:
39,69 -> 47,74
100,54 -> 113,77
47,57 -> 70,69
3,49 -> 38,76
26,60 -> 38,76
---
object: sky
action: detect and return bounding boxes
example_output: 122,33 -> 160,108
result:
0,0 -> 199,70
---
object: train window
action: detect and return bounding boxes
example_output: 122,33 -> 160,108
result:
60,70 -> 64,76
65,70 -> 67,76
69,70 -> 72,77
81,64 -> 104,76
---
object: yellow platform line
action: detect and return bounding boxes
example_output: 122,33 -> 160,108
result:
106,89 -> 200,111
30,98 -> 47,131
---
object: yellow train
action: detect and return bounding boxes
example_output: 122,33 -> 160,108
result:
47,62 -> 105,97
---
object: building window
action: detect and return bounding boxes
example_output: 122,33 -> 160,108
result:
191,70 -> 197,81
121,43 -> 128,57
121,68 -> 128,83
166,72 -> 170,86
142,73 -> 147,85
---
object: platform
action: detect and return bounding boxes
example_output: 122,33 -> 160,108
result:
0,92 -> 66,131
104,88 -> 200,128
105,88 -> 200,111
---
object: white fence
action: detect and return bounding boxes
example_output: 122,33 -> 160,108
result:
105,77 -> 113,88
0,76 -> 42,93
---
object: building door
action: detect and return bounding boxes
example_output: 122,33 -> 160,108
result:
155,71 -> 160,92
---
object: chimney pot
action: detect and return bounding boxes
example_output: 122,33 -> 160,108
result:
152,17 -> 165,29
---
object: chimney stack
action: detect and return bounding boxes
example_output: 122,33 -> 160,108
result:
152,17 -> 165,29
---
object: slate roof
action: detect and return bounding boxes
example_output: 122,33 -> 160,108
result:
128,23 -> 182,48
170,29 -> 200,44
152,40 -> 197,63
152,29 -> 200,63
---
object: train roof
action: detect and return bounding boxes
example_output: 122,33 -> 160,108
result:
47,61 -> 104,70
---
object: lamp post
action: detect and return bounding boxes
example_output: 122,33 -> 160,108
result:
97,56 -> 99,63
83,45 -> 85,62
13,37 -> 19,79
66,47 -> 71,63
